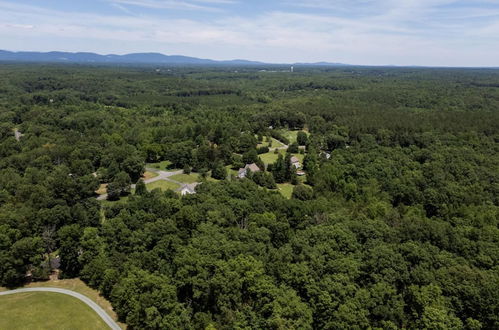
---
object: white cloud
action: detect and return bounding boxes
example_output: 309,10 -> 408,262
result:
0,0 -> 497,66
109,0 -> 235,11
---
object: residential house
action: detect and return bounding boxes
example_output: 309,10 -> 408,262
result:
177,183 -> 199,195
237,163 -> 261,179
290,156 -> 301,169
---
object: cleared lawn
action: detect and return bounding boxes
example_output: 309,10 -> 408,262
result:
258,137 -> 286,149
260,150 -> 285,165
1,278 -> 123,328
226,166 -> 239,179
146,180 -> 180,191
142,171 -> 159,180
170,173 -> 199,184
0,292 -> 108,330
277,183 -> 295,199
293,153 -> 305,163
146,160 -> 172,171
278,130 -> 309,144
260,150 -> 304,166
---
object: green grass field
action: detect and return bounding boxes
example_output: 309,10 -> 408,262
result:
226,166 -> 239,178
170,173 -> 199,184
260,149 -> 285,165
292,153 -> 305,163
278,130 -> 309,144
146,180 -> 180,191
146,160 -> 173,171
259,150 -> 304,166
277,183 -> 295,199
258,137 -> 286,149
0,292 -> 109,330
142,171 -> 159,180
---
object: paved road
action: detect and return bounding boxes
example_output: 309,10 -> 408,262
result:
97,168 -> 184,200
0,287 -> 121,330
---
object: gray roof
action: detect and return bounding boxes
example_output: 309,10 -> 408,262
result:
176,183 -> 199,194
245,163 -> 261,172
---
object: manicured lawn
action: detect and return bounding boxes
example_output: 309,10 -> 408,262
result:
260,150 -> 285,165
293,153 -> 305,163
142,171 -> 159,180
226,165 -> 239,177
2,278 -> 125,328
259,150 -> 304,166
0,292 -> 109,330
146,160 -> 172,170
146,180 -> 180,191
170,173 -> 199,184
279,130 -> 309,144
258,137 -> 286,149
277,183 -> 295,199
4,278 -> 126,329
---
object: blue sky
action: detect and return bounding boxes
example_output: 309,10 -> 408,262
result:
0,0 -> 498,66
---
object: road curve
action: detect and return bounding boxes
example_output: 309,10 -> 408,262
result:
0,287 -> 121,330
97,168 -> 184,200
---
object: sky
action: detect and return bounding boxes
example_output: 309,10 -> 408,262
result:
0,0 -> 498,66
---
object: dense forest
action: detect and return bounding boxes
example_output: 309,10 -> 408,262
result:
0,63 -> 498,329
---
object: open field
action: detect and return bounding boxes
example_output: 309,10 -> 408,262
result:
142,171 -> 159,180
259,150 -> 304,166
0,292 -> 109,330
170,173 -> 199,184
1,279 -> 123,328
0,278 -> 125,329
260,149 -> 285,165
258,137 -> 286,149
146,160 -> 173,171
146,180 -> 180,191
277,183 -> 294,199
278,130 -> 309,144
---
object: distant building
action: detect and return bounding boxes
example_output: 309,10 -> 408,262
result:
237,163 -> 261,178
290,156 -> 301,169
177,183 -> 199,195
14,128 -> 23,141
297,170 -> 306,176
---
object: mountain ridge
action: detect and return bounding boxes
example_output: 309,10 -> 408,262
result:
0,50 -> 348,66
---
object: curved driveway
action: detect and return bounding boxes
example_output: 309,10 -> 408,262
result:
0,287 -> 121,330
97,168 -> 183,201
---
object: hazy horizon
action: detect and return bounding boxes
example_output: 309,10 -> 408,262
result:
1,0 -> 498,67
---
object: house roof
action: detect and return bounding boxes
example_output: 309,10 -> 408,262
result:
177,183 -> 199,194
245,163 -> 261,172
290,156 -> 300,164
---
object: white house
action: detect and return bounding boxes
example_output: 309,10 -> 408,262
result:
177,183 -> 199,195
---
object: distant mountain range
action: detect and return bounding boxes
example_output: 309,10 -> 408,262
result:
0,50 -> 349,66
